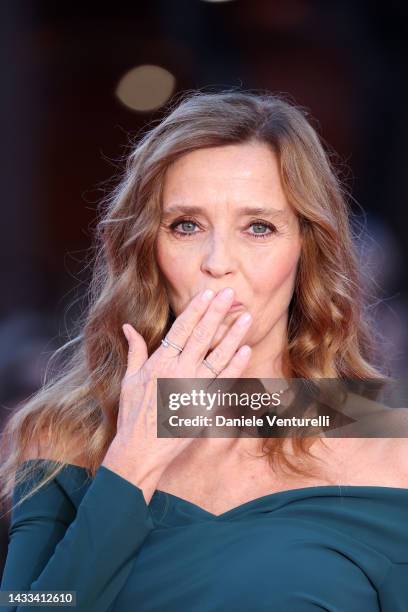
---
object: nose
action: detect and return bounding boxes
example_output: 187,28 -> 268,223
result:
200,232 -> 237,277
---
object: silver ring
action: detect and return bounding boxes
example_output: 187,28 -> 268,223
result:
161,336 -> 184,353
202,358 -> 221,377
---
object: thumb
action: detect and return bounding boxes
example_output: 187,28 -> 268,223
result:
122,323 -> 148,376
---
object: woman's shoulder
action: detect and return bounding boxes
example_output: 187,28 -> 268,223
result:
14,434 -> 93,510
387,409 -> 408,484
19,431 -> 90,470
364,409 -> 408,489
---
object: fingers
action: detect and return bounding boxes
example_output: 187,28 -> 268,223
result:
122,323 -> 148,378
218,344 -> 252,378
158,288 -> 216,358
179,287 -> 236,363
197,311 -> 253,377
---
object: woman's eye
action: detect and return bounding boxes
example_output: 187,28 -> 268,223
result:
170,220 -> 199,236
247,222 -> 276,239
168,219 -> 276,239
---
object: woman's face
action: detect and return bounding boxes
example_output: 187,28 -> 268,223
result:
155,141 -> 302,355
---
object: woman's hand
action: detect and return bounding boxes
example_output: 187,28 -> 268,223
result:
102,287 -> 253,502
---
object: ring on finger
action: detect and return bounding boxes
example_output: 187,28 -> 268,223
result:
161,336 -> 184,353
202,358 -> 221,377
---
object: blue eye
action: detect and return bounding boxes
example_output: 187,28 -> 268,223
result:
168,218 -> 200,237
173,220 -> 198,235
247,222 -> 276,238
168,218 -> 277,240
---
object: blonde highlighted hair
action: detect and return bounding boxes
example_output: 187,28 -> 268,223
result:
0,89 -> 390,516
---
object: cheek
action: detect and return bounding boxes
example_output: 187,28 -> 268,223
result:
249,247 -> 299,299
155,237 -> 197,305
208,251 -> 300,349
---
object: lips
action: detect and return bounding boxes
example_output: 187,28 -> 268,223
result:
228,301 -> 243,311
201,289 -> 243,308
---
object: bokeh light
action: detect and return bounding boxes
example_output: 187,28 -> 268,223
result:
115,64 -> 176,112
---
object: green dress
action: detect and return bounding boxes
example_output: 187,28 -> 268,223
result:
1,458 -> 407,611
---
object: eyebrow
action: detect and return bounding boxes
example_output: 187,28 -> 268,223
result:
161,205 -> 288,220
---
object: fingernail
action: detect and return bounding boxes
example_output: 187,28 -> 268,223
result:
201,289 -> 215,301
238,345 -> 251,357
122,324 -> 130,342
237,312 -> 252,326
219,287 -> 234,300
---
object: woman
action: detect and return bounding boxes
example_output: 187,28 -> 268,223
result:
0,90 -> 407,611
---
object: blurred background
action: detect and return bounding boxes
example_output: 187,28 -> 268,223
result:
1,0 -> 407,573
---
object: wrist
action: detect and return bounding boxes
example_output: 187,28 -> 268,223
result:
102,442 -> 164,504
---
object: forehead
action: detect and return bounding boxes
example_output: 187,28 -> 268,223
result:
162,142 -> 288,213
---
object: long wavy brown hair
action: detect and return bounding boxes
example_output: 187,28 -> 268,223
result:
0,89 -> 391,516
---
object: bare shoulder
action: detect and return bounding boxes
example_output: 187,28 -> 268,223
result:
379,406 -> 408,434
19,430 -> 90,469
381,408 -> 408,486
324,408 -> 408,487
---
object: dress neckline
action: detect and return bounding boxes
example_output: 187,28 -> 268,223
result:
149,483 -> 408,523
20,459 -> 408,523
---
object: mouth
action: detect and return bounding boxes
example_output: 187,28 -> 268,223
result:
228,301 -> 243,311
